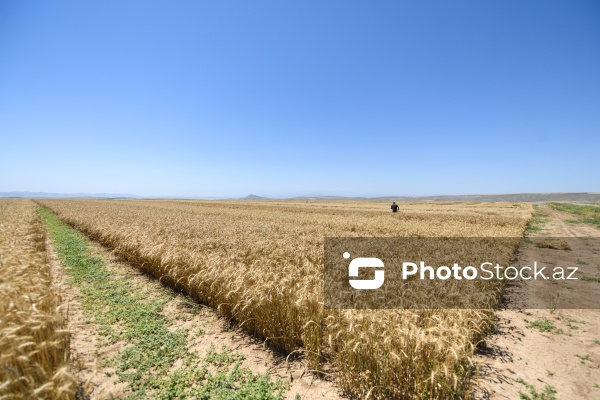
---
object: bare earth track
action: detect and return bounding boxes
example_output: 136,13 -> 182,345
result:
474,204 -> 600,399
45,217 -> 342,399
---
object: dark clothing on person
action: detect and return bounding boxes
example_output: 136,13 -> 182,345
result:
391,203 -> 399,213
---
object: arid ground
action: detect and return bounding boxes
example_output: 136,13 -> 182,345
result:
474,204 -> 600,399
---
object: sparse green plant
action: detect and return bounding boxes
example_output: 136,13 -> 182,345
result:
525,318 -> 563,334
526,207 -> 550,234
205,343 -> 244,365
575,354 -> 592,364
516,377 -> 558,400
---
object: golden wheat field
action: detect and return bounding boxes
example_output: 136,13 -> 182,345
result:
0,199 -> 75,400
35,199 -> 532,399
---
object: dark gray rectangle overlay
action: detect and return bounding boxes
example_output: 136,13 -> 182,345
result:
324,237 -> 600,309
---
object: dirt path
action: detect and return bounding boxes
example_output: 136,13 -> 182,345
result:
474,204 -> 600,399
45,217 -> 342,399
47,236 -> 126,399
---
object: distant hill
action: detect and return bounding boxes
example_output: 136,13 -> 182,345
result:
240,194 -> 268,200
2,191 -> 598,203
0,191 -> 142,199
291,192 -> 600,203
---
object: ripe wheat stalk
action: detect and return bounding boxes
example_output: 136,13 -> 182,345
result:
0,199 -> 76,400
38,199 -> 531,399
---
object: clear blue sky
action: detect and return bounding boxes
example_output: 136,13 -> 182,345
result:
1,1 -> 598,198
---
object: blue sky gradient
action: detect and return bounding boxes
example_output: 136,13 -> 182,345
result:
1,1 -> 599,197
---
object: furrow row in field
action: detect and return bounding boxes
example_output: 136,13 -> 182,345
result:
38,199 -> 532,399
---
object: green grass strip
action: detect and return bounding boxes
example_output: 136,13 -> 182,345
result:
549,202 -> 600,230
38,206 -> 286,400
525,204 -> 550,234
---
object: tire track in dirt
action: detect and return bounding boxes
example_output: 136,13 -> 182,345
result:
47,234 -> 125,399
473,204 -> 600,400
45,214 -> 343,400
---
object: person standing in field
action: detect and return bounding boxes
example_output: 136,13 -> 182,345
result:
391,202 -> 399,213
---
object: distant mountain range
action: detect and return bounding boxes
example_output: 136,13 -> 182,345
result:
0,191 -> 143,199
290,192 -> 600,203
243,192 -> 600,203
2,191 -> 599,203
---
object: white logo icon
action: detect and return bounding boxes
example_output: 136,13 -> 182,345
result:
346,253 -> 385,290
